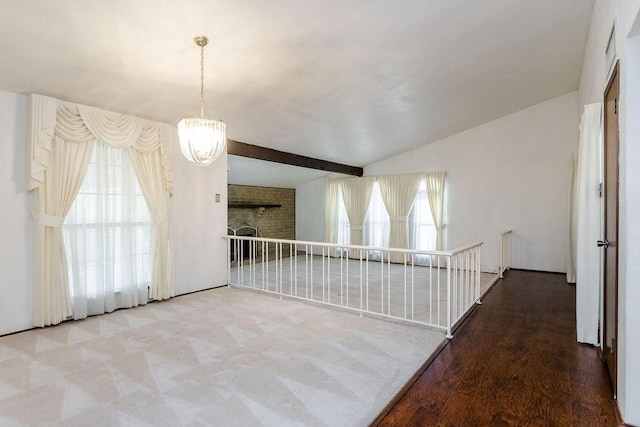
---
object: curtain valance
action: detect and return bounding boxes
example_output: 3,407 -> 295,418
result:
27,94 -> 174,195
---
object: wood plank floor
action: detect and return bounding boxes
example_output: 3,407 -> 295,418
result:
375,270 -> 620,426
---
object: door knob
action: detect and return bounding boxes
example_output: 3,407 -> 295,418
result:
597,239 -> 609,248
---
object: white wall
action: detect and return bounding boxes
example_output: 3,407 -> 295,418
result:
170,141 -> 228,295
0,89 -> 228,336
364,91 -> 579,273
295,177 -> 326,243
0,90 -> 33,335
579,1 -> 640,423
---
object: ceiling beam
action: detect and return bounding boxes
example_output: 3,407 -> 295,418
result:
227,140 -> 363,177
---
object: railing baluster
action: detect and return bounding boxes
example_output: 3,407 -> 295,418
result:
437,255 -> 441,327
326,247 -> 329,303
340,248 -> 344,306
359,251 -> 363,314
366,251 -> 369,312
289,243 -> 293,296
380,253 -> 384,315
411,255 -> 415,321
309,245 -> 313,299
346,249 -> 350,307
387,255 -> 391,316
403,253 -> 407,320
428,255 -> 432,325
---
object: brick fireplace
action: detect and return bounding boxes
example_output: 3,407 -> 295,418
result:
228,184 -> 295,259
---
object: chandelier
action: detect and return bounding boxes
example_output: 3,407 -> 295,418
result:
178,35 -> 226,166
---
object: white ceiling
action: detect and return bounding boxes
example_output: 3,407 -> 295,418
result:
0,0 -> 593,186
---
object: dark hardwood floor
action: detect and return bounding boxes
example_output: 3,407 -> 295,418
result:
375,270 -> 620,426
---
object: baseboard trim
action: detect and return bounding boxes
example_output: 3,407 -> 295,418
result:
508,267 -> 567,276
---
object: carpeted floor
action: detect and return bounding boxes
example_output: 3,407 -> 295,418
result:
0,286 -> 446,426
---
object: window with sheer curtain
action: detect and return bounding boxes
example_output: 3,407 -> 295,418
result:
336,189 -> 350,246
63,141 -> 153,319
364,182 -> 390,248
335,179 -> 437,258
409,181 -> 437,252
335,183 -> 391,247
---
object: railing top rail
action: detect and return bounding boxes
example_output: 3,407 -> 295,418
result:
224,235 -> 483,257
447,241 -> 484,255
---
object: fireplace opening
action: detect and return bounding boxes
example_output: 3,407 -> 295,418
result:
228,224 -> 258,262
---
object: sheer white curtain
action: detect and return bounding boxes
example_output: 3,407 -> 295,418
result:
339,177 -> 374,247
325,178 -> 341,244
424,172 -> 446,250
378,174 -> 422,262
409,181 -> 437,252
363,183 -> 390,260
576,103 -> 602,345
64,142 -> 153,319
79,105 -> 175,301
27,94 -> 174,327
336,188 -> 350,247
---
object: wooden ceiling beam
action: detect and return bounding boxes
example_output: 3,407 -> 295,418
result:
227,140 -> 363,177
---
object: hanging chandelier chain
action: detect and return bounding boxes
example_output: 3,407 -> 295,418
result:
200,40 -> 205,117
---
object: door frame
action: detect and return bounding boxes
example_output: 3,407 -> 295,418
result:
602,60 -> 620,397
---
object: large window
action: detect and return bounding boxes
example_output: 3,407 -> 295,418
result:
335,182 -> 391,248
364,182 -> 390,248
63,141 -> 153,318
409,181 -> 437,251
334,179 -> 437,256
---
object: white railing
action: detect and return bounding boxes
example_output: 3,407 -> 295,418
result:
226,236 -> 483,338
500,229 -> 512,278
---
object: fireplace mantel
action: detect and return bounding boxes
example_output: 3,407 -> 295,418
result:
228,203 -> 281,209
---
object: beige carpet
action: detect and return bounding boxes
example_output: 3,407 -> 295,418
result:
0,286 -> 445,426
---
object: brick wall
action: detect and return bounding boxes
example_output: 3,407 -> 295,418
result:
228,184 -> 295,241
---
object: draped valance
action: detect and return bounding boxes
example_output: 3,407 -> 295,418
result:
27,94 -> 174,195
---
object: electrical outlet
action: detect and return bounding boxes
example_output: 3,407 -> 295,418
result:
215,194 -> 221,203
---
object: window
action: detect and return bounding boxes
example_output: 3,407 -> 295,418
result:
364,182 -> 390,248
333,179 -> 438,259
63,142 -> 153,317
409,181 -> 437,252
335,181 -> 391,259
